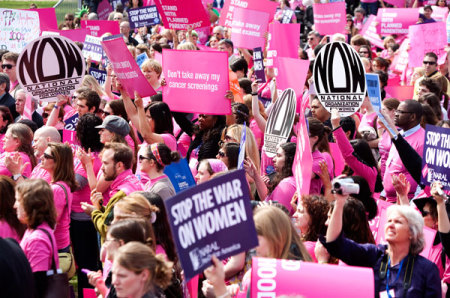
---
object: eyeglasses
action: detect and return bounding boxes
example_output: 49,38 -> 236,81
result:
395,110 -> 413,115
308,37 -> 315,41
1,64 -> 14,69
102,111 -> 111,116
421,210 -> 430,217
139,155 -> 151,161
42,112 -> 49,119
218,151 -> 226,157
43,153 -> 54,160
423,61 -> 436,65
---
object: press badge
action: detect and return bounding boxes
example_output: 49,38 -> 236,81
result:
379,289 -> 395,298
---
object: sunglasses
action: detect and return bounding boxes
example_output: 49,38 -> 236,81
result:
421,210 -> 430,217
423,61 -> 436,65
218,151 -> 226,157
42,112 -> 49,119
139,155 -> 151,161
103,111 -> 111,116
43,153 -> 54,160
1,64 -> 14,69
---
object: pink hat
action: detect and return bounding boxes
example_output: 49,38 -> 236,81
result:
207,159 -> 228,173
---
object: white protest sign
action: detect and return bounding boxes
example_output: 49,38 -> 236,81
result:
17,35 -> 85,102
313,42 -> 366,117
82,35 -> 103,62
0,9 -> 40,53
263,88 -> 297,158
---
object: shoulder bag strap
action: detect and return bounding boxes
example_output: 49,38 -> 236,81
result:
38,228 -> 58,273
55,183 -> 69,222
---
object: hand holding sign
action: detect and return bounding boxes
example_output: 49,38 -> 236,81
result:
330,108 -> 341,129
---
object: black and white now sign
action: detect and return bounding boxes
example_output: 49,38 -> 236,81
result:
17,35 -> 85,102
263,88 -> 297,158
313,42 -> 366,117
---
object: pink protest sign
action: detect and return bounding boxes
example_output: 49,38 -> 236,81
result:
154,51 -> 162,65
43,29 -> 89,43
360,15 -> 385,49
27,8 -> 58,33
81,20 -> 120,37
313,2 -> 346,35
251,258 -> 374,297
197,44 -> 217,51
266,23 -> 300,68
390,37 -> 409,74
162,49 -> 230,114
102,37 -> 156,98
408,22 -> 447,68
378,8 -> 419,35
385,86 -> 414,100
230,7 -> 269,50
293,101 -> 312,196
154,0 -> 210,29
220,0 -> 278,28
97,0 -> 114,20
420,6 -> 449,22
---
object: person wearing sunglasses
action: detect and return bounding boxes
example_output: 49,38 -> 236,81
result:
2,52 -> 20,100
139,143 -> 179,201
414,52 -> 450,99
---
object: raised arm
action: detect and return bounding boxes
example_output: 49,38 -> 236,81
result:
251,80 -> 266,132
135,92 -> 164,144
325,194 -> 346,243
120,84 -> 140,132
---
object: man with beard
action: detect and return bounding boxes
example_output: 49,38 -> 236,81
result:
81,142 -> 143,242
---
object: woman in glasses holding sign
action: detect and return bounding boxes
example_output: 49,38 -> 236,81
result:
321,193 -> 441,297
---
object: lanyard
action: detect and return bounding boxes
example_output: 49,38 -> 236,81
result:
386,257 -> 405,298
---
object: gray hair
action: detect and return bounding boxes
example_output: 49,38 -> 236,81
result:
213,26 -> 224,35
386,205 -> 425,255
0,73 -> 10,93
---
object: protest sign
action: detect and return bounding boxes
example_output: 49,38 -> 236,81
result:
229,69 -> 244,103
163,49 -> 230,114
263,89 -> 297,157
408,22 -> 447,68
237,122 -> 246,170
27,8 -> 58,33
253,47 -> 266,83
360,15 -> 385,49
447,13 -> 450,43
81,20 -> 120,37
383,0 -> 405,8
17,35 -> 85,102
220,0 -> 278,28
97,0 -> 114,20
313,2 -> 346,35
154,0 -> 210,30
384,85 -> 414,101
378,8 -> 419,35
102,36 -> 156,99
280,8 -> 295,23
0,9 -> 40,53
419,6 -> 449,22
251,258 -> 374,297
230,7 -> 269,50
369,199 -> 392,240
422,125 -> 450,190
164,158 -> 196,193
390,37 -> 409,74
366,74 -> 382,112
165,170 -> 258,281
136,52 -> 149,67
129,6 -> 160,29
89,68 -> 107,86
266,23 -> 300,69
63,112 -> 79,143
43,29 -> 89,43
82,35 -> 103,62
293,96 -> 312,196
313,42 -> 366,117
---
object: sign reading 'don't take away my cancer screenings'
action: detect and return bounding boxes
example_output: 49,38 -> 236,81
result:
313,41 -> 366,117
17,35 -> 85,102
164,170 -> 258,281
422,125 -> 450,190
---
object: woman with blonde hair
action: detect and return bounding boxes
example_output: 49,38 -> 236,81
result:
0,123 -> 36,178
81,75 -> 108,100
223,124 -> 260,173
141,59 -> 162,91
177,42 -> 197,51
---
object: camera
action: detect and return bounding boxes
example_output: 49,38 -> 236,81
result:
332,178 -> 360,195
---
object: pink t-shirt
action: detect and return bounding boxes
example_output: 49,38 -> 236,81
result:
51,181 -> 72,250
266,176 -> 296,215
250,119 -> 264,150
378,131 -> 392,179
0,151 -> 32,178
20,222 -> 59,272
0,220 -> 20,242
309,150 -> 326,195
303,240 -> 318,263
30,163 -> 51,183
108,169 -> 143,199
72,153 -> 102,213
359,112 -> 378,131
383,126 -> 425,202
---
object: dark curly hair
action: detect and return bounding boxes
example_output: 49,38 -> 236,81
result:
301,195 -> 329,242
268,142 -> 296,194
76,113 -> 104,152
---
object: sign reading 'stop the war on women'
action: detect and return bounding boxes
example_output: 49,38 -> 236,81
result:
422,125 -> 450,190
164,170 -> 257,281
